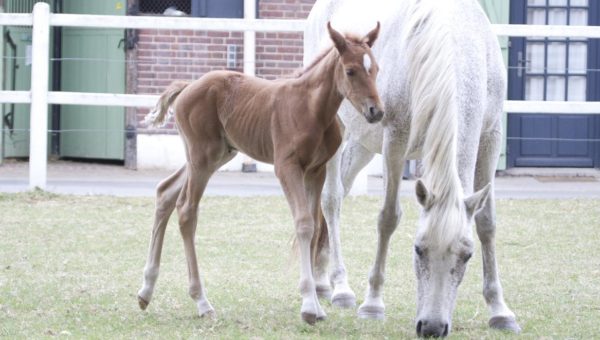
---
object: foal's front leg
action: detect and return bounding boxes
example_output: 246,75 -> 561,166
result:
276,163 -> 324,325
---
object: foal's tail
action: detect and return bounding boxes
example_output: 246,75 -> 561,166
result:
311,208 -> 329,267
144,81 -> 190,127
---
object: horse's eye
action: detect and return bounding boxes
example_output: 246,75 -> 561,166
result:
463,252 -> 473,263
414,245 -> 424,257
346,69 -> 355,76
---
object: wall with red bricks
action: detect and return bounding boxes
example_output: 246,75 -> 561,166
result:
135,0 -> 316,133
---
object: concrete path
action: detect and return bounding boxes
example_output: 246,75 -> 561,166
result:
1,160 -> 600,199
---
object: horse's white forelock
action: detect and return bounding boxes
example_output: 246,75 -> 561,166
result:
403,0 -> 466,249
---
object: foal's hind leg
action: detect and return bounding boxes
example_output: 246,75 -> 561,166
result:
474,129 -> 521,333
319,139 -> 374,308
177,147 -> 236,318
358,134 -> 406,320
138,165 -> 187,309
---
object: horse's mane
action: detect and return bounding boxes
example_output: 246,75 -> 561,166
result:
295,34 -> 365,78
403,0 -> 466,248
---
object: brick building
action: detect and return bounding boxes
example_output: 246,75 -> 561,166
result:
133,0 -> 315,135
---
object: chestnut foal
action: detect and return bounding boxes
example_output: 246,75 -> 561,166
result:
137,22 -> 383,324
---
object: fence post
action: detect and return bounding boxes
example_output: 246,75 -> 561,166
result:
29,2 -> 50,190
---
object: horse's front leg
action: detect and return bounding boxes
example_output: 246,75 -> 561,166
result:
358,134 -> 406,320
319,139 -> 374,308
474,131 -> 521,333
276,162 -> 324,325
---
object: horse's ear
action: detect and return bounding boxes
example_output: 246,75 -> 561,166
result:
327,22 -> 347,53
415,179 -> 432,209
363,21 -> 380,47
465,183 -> 491,218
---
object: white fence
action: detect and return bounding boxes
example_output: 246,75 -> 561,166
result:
1,2 -> 600,189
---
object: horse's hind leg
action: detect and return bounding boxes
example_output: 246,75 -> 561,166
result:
358,133 -> 406,320
474,128 -> 521,333
138,165 -> 187,309
318,139 -> 374,308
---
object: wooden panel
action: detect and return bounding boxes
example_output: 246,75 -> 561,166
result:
59,0 -> 125,160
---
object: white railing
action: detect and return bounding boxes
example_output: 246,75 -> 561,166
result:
1,2 -> 600,189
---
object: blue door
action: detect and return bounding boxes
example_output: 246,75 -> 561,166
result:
508,0 -> 600,167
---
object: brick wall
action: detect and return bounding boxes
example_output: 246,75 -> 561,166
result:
135,0 -> 316,133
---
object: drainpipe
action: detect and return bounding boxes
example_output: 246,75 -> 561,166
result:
50,0 -> 62,158
242,0 -> 257,172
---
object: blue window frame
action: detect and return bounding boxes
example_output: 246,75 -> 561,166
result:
507,0 -> 600,168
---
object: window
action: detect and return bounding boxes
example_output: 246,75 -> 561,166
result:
138,0 -> 244,18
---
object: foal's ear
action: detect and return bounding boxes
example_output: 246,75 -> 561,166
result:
465,183 -> 491,218
415,179 -> 433,210
327,22 -> 347,53
363,21 -> 381,48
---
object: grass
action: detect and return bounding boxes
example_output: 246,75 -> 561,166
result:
0,191 -> 599,339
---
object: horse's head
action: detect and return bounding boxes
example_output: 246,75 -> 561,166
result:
413,179 -> 491,337
328,22 -> 384,123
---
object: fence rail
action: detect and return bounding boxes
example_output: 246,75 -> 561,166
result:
1,2 -> 600,189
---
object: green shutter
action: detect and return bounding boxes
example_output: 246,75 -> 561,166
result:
479,0 -> 510,170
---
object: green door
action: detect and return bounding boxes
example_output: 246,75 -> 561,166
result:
60,0 -> 126,160
2,26 -> 32,158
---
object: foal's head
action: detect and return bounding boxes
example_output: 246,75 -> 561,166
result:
413,180 -> 491,337
328,22 -> 384,123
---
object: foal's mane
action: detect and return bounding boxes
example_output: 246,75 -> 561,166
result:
295,34 -> 366,78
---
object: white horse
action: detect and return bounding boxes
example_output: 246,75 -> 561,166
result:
305,0 -> 521,337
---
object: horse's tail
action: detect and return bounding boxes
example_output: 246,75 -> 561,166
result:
403,0 -> 460,199
144,80 -> 190,127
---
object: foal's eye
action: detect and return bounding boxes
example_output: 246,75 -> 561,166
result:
346,69 -> 355,76
414,245 -> 424,257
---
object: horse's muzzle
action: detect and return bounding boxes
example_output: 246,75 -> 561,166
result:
416,319 -> 449,338
365,106 -> 384,123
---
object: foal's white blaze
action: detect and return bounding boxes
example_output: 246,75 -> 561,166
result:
363,54 -> 372,73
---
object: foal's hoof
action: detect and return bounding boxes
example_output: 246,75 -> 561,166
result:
197,300 -> 216,319
489,315 -> 522,333
332,291 -> 356,308
301,312 -> 317,325
137,295 -> 149,310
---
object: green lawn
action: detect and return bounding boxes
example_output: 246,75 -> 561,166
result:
1,191 -> 599,339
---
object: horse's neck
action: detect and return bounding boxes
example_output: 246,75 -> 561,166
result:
297,48 -> 343,121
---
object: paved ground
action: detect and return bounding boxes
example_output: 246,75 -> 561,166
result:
1,160 -> 600,199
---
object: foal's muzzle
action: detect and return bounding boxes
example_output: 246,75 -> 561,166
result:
365,106 -> 384,123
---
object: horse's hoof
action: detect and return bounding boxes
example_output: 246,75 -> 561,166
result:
332,291 -> 356,308
301,312 -> 317,325
357,304 -> 385,320
316,285 -> 332,301
489,315 -> 521,333
137,295 -> 149,310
